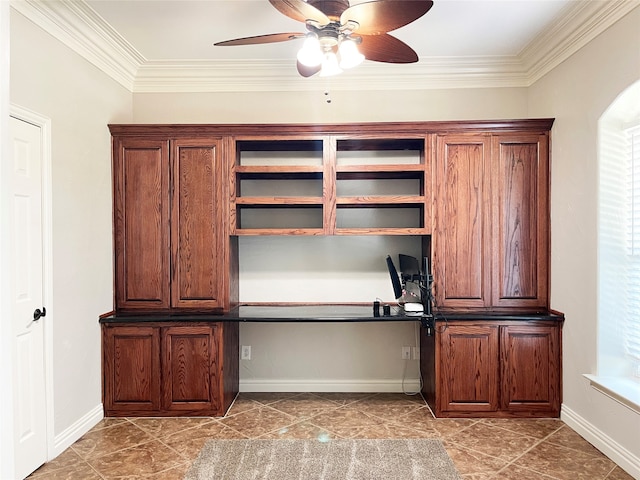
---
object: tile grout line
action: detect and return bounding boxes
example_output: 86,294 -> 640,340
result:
487,422 -> 573,479
438,420 -> 563,479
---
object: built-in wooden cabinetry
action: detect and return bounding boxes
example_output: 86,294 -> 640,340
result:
103,119 -> 560,418
433,133 -> 549,310
421,319 -> 561,417
112,133 -> 236,312
102,322 -> 238,416
108,128 -> 239,417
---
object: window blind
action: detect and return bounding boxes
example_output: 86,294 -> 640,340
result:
625,126 -> 640,371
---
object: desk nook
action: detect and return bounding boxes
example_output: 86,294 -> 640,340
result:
100,119 -> 563,419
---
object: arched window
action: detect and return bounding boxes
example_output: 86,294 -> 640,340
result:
595,79 -> 640,409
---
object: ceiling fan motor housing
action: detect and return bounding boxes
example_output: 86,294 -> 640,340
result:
308,23 -> 341,48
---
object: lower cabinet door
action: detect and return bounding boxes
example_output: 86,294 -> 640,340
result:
161,325 -> 220,414
439,325 -> 499,413
500,324 -> 561,415
434,321 -> 562,418
103,325 -> 161,415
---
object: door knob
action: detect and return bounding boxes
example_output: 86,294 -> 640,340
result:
33,307 -> 46,321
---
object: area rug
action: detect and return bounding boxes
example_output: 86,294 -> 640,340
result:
184,438 -> 462,480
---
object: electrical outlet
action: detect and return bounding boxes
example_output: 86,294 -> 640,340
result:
241,345 -> 251,360
413,346 -> 420,360
401,346 -> 411,360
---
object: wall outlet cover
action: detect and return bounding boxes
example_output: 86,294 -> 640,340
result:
241,345 -> 251,360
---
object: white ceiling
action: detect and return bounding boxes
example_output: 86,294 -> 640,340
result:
12,0 -> 638,92
85,0 -> 570,60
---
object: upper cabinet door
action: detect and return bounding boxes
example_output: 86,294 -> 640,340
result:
491,134 -> 549,309
171,139 -> 225,309
434,135 -> 491,309
113,138 -> 171,310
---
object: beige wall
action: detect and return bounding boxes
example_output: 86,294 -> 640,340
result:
9,10 -> 132,450
528,6 -> 640,474
132,87 -> 528,124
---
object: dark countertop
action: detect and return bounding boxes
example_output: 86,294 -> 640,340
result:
99,304 -> 564,323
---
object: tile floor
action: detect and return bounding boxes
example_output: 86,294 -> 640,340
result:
28,392 -> 634,479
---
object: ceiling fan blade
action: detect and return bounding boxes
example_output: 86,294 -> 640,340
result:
358,33 -> 418,63
297,60 -> 321,77
341,0 -> 433,35
214,32 -> 305,46
269,0 -> 331,26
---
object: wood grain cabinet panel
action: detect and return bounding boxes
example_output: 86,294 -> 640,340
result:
162,325 -> 220,412
500,324 -> 561,413
113,139 -> 170,310
103,326 -> 161,414
439,325 -> 499,412
171,140 -> 224,309
434,135 -> 491,309
492,134 -> 549,308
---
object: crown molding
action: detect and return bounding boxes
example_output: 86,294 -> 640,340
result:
133,56 -> 529,93
520,0 -> 639,84
10,0 -> 639,93
10,0 -> 144,90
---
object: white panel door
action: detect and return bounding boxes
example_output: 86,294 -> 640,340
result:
10,116 -> 47,479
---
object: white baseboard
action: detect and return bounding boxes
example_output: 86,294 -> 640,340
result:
561,404 -> 640,479
49,403 -> 104,460
239,379 -> 422,393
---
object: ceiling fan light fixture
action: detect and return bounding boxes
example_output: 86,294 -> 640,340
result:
338,38 -> 364,69
216,0 -> 434,78
297,34 -> 323,67
319,51 -> 343,77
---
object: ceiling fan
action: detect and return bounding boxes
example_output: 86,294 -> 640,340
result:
214,0 -> 434,78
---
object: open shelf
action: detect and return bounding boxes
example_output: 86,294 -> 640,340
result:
232,135 -> 429,235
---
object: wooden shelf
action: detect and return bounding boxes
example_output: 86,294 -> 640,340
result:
236,166 -> 323,174
334,227 -> 429,236
234,228 -> 325,236
233,135 -> 428,235
336,165 -> 425,176
336,196 -> 425,205
236,197 -> 324,205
